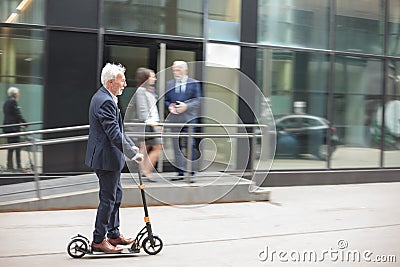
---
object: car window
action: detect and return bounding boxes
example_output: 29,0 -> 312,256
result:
280,117 -> 301,129
302,118 -> 323,127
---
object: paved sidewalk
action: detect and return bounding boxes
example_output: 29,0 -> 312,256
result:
0,182 -> 399,266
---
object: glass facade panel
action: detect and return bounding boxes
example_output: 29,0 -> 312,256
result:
388,0 -> 400,56
331,56 -> 383,168
383,61 -> 400,167
336,0 -> 384,54
257,48 -> 330,169
0,27 -> 44,126
203,67 -> 239,170
1,1 -> 398,174
0,27 -> 44,171
208,0 -> 241,41
104,0 -> 203,38
0,0 -> 45,25
257,0 -> 330,49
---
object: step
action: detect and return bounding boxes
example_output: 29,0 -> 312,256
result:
0,172 -> 269,211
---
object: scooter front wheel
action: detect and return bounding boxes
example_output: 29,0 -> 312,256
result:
142,235 -> 163,255
67,238 -> 88,258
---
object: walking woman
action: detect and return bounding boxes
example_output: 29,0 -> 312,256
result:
131,68 -> 163,181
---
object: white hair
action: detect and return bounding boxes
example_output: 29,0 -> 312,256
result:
7,87 -> 19,97
101,63 -> 126,87
173,60 -> 188,70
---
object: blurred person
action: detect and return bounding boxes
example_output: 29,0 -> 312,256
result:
2,87 -> 27,171
85,63 -> 143,253
131,67 -> 163,182
165,61 -> 201,181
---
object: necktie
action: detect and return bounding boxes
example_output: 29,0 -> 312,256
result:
176,82 -> 181,94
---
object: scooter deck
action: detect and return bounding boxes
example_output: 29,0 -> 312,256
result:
88,247 -> 141,257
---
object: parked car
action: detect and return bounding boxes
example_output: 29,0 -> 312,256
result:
274,114 -> 340,160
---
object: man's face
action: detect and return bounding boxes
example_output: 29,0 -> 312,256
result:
109,73 -> 127,96
172,66 -> 187,80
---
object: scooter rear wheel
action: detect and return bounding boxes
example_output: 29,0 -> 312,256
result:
67,238 -> 88,258
142,235 -> 163,255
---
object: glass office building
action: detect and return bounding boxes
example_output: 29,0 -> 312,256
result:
0,0 -> 399,184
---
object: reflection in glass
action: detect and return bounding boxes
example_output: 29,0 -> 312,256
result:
257,49 -> 329,115
257,48 -> 331,170
383,61 -> 400,167
336,0 -> 384,54
104,0 -> 203,38
0,0 -> 45,25
208,0 -> 241,41
203,67 -> 239,170
0,27 -> 44,127
258,0 -> 330,49
388,0 -> 400,56
0,27 -> 44,172
332,56 -> 383,168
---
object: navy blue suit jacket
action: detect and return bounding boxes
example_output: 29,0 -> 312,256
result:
165,78 -> 201,124
85,87 -> 136,171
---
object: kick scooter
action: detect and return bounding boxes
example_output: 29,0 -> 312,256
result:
67,164 -> 163,258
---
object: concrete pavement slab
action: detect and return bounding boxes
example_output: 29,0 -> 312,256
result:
0,182 -> 399,266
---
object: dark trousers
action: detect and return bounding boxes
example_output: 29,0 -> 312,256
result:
7,136 -> 21,169
172,127 -> 198,175
93,169 -> 122,244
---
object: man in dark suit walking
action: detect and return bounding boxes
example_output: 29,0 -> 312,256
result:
2,87 -> 26,171
165,61 -> 201,180
85,63 -> 143,253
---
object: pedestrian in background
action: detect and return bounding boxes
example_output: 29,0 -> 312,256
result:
165,61 -> 201,181
2,87 -> 27,172
131,67 -> 163,181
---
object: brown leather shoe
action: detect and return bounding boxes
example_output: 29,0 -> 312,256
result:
108,235 -> 135,246
91,239 -> 123,253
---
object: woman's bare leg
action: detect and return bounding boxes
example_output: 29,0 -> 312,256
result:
140,144 -> 153,178
147,144 -> 163,168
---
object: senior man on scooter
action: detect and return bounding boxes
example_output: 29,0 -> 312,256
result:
85,63 -> 143,253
